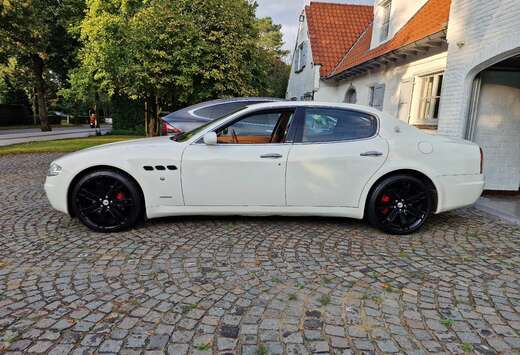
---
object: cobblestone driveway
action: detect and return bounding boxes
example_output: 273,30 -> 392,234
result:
1,154 -> 520,355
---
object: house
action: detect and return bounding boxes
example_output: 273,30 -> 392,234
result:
287,0 -> 520,193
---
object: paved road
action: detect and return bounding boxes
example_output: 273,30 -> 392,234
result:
0,125 -> 112,146
0,154 -> 519,354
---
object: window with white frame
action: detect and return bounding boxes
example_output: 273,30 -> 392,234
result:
416,72 -> 443,124
379,0 -> 392,42
294,41 -> 307,73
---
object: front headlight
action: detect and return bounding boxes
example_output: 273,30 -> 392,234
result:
47,163 -> 63,177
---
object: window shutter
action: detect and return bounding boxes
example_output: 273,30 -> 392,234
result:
373,84 -> 385,111
397,79 -> 414,123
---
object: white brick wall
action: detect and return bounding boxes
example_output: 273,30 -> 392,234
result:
437,0 -> 520,138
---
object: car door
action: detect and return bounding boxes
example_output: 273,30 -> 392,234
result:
286,107 -> 388,207
181,109 -> 297,206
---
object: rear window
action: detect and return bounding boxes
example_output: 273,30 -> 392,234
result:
193,101 -> 265,120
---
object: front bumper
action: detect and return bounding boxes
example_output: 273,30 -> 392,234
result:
44,175 -> 70,215
436,174 -> 485,213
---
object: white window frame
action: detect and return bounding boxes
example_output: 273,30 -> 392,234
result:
411,71 -> 444,127
379,0 -> 392,42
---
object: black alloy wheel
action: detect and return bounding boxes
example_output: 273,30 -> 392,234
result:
366,175 -> 433,235
71,170 -> 143,232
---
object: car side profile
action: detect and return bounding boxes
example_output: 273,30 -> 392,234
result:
45,102 -> 484,235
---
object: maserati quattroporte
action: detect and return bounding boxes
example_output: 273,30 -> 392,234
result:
45,102 -> 484,234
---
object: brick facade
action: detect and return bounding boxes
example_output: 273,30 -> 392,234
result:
437,0 -> 520,138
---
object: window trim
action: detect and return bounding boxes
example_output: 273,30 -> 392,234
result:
410,70 -> 444,127
378,0 -> 392,42
292,107 -> 380,145
193,107 -> 302,146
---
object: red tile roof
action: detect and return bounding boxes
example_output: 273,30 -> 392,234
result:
329,0 -> 451,78
305,2 -> 373,77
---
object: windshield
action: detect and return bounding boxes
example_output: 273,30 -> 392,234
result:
171,106 -> 248,142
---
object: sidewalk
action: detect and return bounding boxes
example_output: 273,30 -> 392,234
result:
0,124 -> 112,146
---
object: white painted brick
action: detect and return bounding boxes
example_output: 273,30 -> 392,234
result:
438,0 -> 520,138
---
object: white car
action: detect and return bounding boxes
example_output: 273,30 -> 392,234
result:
44,102 -> 484,235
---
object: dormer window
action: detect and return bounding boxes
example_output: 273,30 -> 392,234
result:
379,0 -> 392,42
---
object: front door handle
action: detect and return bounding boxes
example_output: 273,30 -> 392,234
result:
260,153 -> 283,159
360,151 -> 383,157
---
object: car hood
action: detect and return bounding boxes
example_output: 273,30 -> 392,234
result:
81,136 -> 170,153
54,136 -> 181,166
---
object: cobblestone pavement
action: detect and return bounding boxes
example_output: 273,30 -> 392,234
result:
1,154 -> 520,355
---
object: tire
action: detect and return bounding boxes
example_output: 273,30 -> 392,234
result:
366,174 -> 433,235
71,170 -> 143,232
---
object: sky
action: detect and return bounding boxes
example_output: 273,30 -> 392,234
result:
255,0 -> 374,57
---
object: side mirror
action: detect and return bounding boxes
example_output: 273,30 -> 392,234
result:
203,131 -> 217,145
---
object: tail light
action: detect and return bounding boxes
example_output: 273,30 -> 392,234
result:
161,121 -> 182,136
479,147 -> 484,174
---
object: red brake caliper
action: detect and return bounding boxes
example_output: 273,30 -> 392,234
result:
115,192 -> 125,207
381,194 -> 391,215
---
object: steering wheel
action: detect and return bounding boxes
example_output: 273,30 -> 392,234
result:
231,128 -> 239,144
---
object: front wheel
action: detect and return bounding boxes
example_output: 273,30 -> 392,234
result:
366,175 -> 433,235
71,170 -> 143,232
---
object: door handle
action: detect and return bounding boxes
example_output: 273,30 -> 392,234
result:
360,151 -> 383,157
260,153 -> 283,159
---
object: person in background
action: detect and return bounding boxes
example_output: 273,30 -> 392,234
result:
89,110 -> 97,129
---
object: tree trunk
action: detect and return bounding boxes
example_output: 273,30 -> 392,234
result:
31,87 -> 38,125
154,95 -> 161,136
144,100 -> 148,136
32,54 -> 51,131
146,94 -> 161,137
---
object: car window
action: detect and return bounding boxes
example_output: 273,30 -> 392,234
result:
172,107 -> 248,142
194,101 -> 266,120
302,108 -> 377,143
216,111 -> 294,144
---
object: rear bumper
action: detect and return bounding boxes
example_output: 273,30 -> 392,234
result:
436,174 -> 484,213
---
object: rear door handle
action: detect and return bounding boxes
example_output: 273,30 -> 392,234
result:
360,151 -> 383,157
260,153 -> 283,159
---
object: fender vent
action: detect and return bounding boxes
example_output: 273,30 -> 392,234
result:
167,165 -> 178,171
155,165 -> 166,171
143,166 -> 154,171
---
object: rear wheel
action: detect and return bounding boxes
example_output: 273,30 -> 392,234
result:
71,170 -> 142,232
366,175 -> 433,235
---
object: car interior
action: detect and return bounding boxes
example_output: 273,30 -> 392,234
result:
216,111 -> 294,144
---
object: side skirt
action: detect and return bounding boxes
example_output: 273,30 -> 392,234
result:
146,205 -> 364,220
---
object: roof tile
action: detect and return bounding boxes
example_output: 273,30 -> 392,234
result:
306,2 -> 373,76
329,0 -> 451,77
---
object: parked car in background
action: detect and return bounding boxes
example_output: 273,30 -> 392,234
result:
45,101 -> 484,235
161,97 -> 284,135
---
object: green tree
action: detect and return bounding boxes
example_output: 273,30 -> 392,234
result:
254,17 -> 290,98
69,0 -> 289,135
0,0 -> 84,130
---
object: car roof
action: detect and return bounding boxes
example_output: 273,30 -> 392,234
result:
162,97 -> 284,122
245,101 -> 383,115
